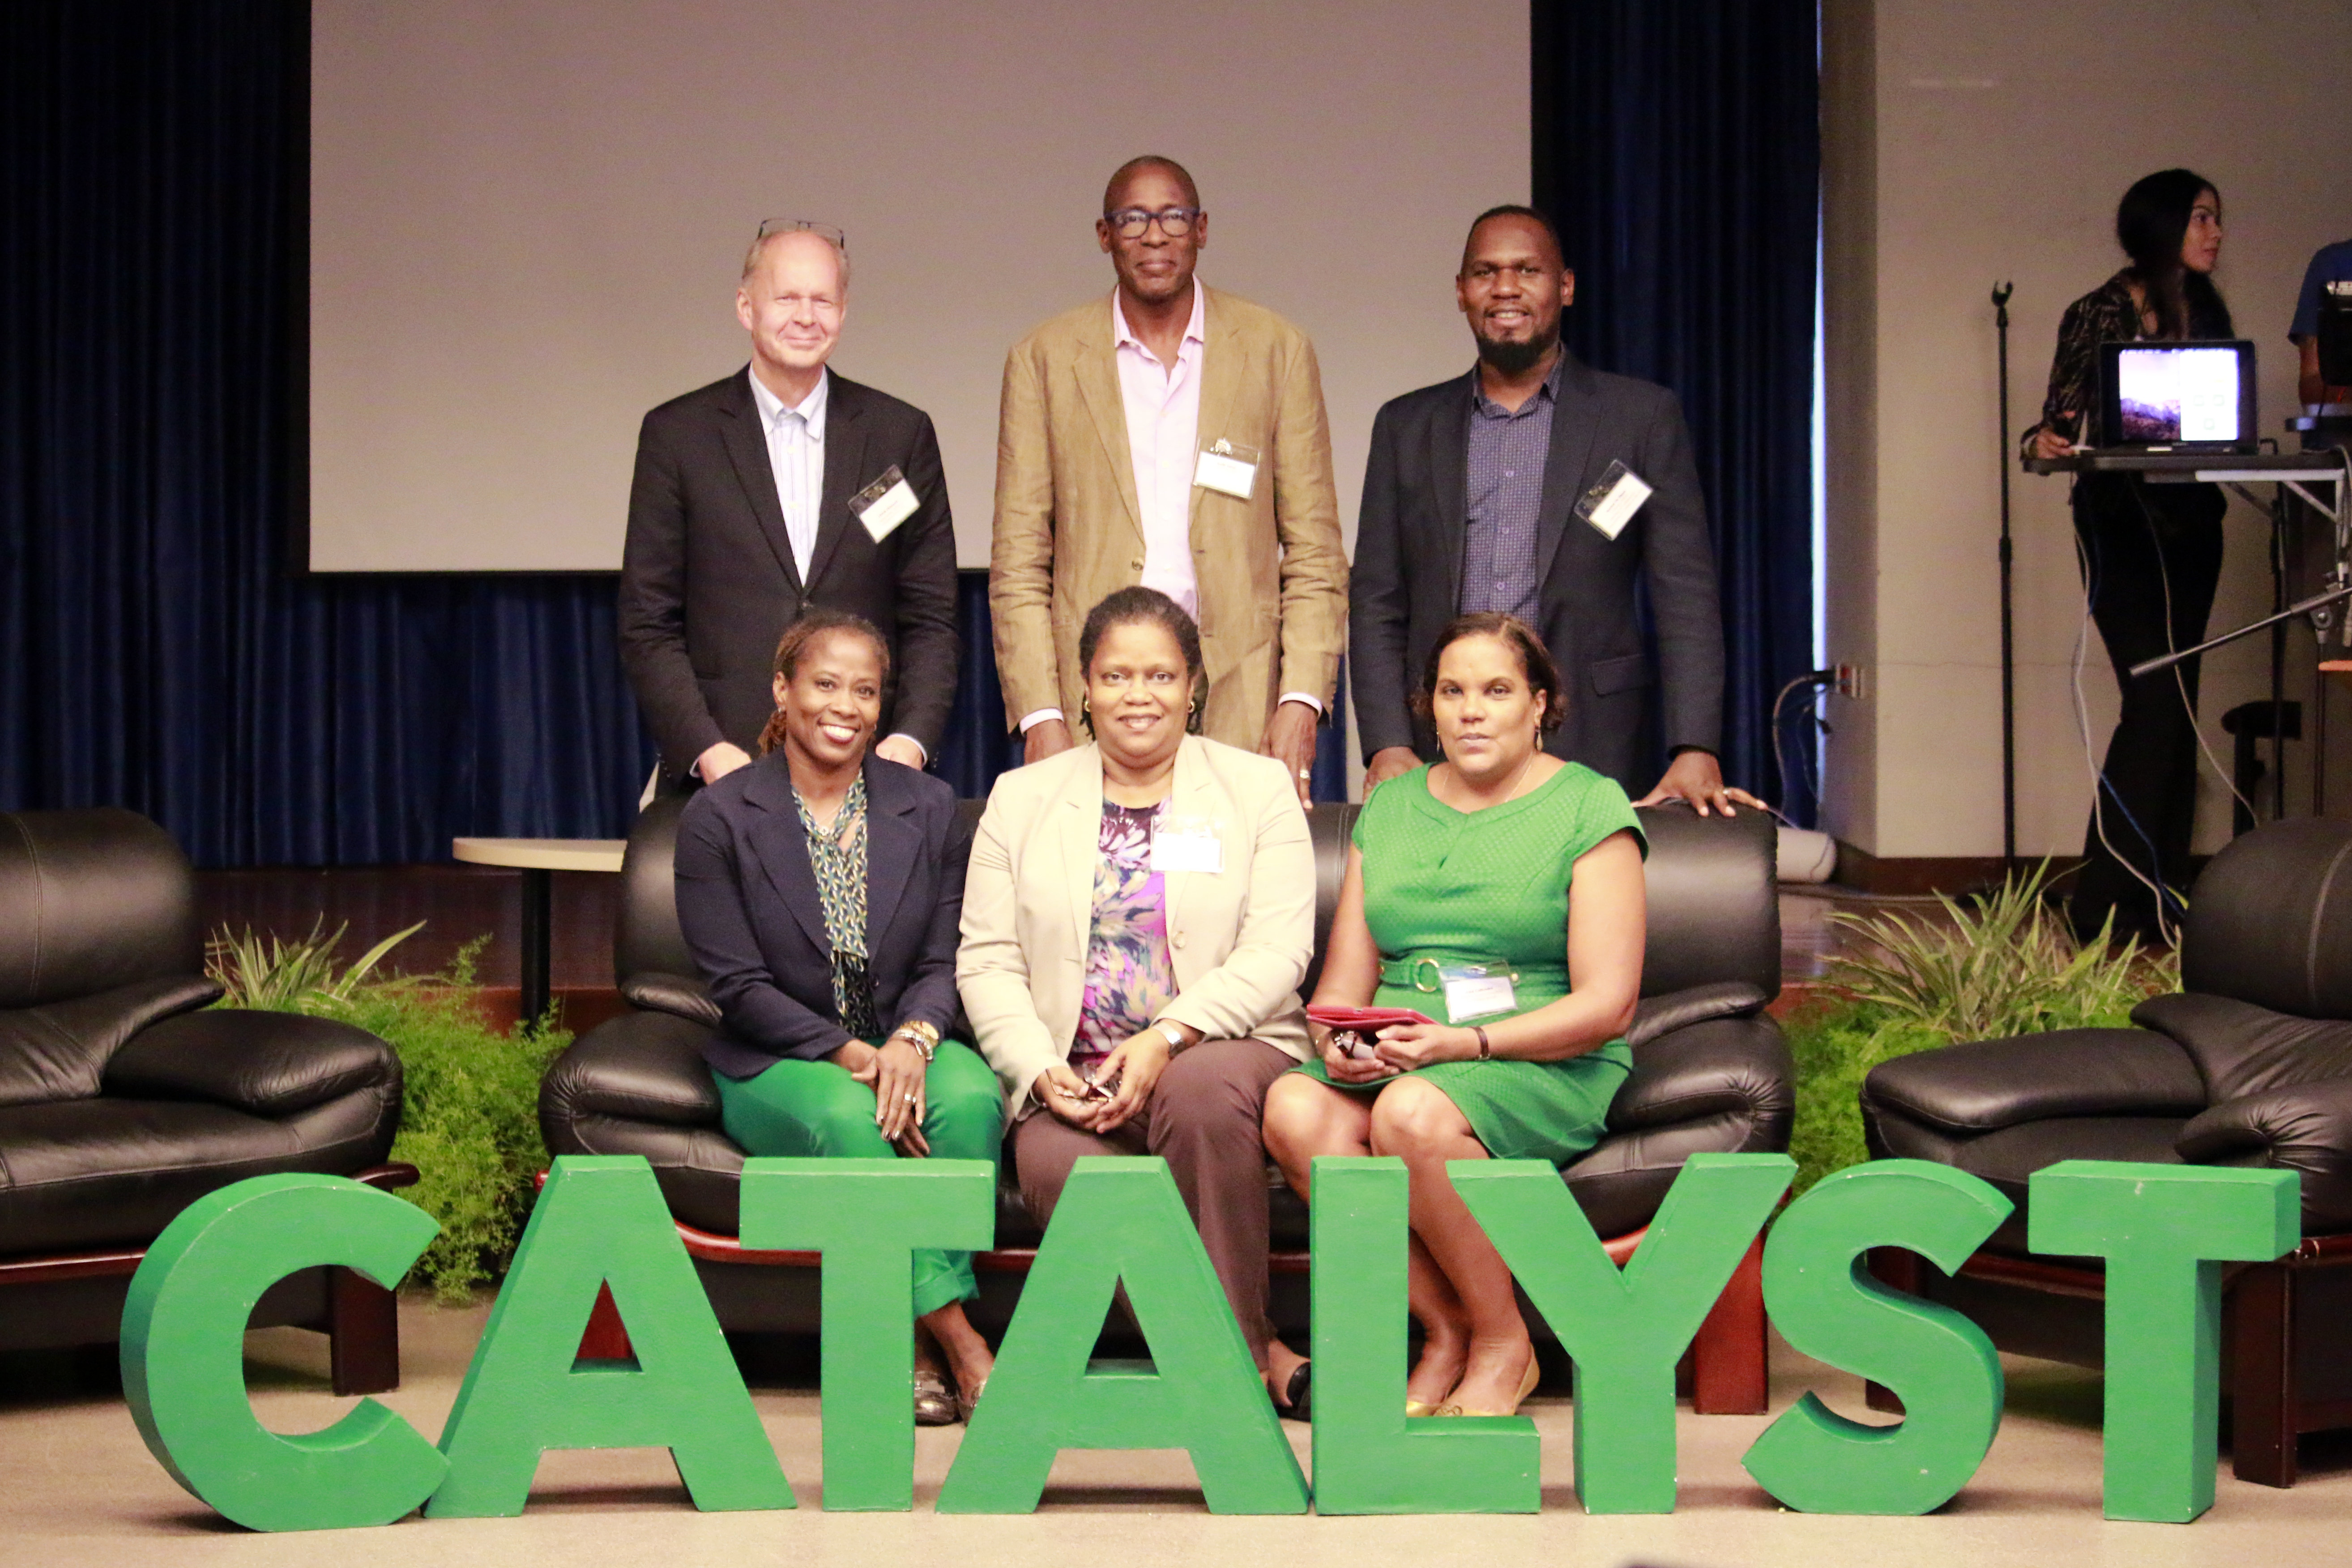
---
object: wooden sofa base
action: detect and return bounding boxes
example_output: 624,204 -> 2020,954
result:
1866,1233 -> 2352,1488
580,1220 -> 1771,1416
0,1162 -> 419,1397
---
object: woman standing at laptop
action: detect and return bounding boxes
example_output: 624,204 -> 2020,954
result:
2025,168 -> 2232,946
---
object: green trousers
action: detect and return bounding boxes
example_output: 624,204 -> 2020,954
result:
714,1040 -> 1002,1317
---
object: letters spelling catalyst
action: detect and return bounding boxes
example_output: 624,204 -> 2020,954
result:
119,1152 -> 2297,1531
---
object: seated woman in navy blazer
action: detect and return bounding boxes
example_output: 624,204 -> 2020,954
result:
673,609 -> 1000,1425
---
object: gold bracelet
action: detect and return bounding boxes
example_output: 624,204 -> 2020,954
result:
891,1021 -> 940,1062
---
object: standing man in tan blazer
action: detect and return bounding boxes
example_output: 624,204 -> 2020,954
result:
990,155 -> 1347,804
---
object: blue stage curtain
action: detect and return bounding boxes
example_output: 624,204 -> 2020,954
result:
1,0 -> 656,866
1532,0 -> 1820,821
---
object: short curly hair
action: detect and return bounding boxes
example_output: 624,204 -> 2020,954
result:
1075,586 -> 1206,736
1409,613 -> 1567,733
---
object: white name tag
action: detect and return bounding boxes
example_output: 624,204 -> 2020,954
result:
1193,439 -> 1260,501
1575,460 -> 1652,541
1440,965 -> 1517,1024
850,466 -> 920,542
1149,815 -> 1224,875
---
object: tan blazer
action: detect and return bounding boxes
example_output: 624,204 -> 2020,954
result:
956,735 -> 1315,1120
988,287 -> 1348,749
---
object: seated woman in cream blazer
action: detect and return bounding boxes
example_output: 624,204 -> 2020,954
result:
958,587 -> 1317,1416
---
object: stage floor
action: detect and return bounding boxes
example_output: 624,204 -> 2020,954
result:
3,1296 -> 2347,1565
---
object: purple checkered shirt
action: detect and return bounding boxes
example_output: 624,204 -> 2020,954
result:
1459,357 -> 1562,621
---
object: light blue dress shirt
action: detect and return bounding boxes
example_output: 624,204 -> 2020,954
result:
747,367 -> 828,585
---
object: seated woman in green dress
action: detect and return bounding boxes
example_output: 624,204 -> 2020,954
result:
674,611 -> 1002,1427
1262,613 -> 1646,1419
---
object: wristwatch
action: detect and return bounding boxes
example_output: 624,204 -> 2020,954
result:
1152,1019 -> 1187,1052
891,1020 -> 941,1062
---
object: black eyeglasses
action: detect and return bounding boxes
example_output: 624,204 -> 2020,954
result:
1104,206 -> 1203,240
757,217 -> 847,251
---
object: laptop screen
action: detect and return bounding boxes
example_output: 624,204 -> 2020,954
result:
2099,340 -> 2256,449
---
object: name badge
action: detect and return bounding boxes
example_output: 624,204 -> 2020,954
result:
1575,459 -> 1652,541
1149,814 -> 1224,875
1439,963 -> 1517,1025
1193,438 -> 1260,501
850,465 -> 920,542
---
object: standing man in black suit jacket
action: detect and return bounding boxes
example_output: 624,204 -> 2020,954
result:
621,219 -> 958,787
1351,206 -> 1759,814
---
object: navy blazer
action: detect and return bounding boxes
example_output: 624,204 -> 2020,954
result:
673,750 -> 972,1079
1349,353 -> 1726,792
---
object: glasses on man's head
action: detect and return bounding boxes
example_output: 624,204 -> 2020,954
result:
756,217 -> 848,251
1103,206 -> 1202,240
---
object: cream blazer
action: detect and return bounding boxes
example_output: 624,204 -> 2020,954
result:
987,287 -> 1348,750
956,735 -> 1315,1119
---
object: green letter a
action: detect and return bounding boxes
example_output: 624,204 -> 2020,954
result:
428,1155 -> 792,1516
935,1156 -> 1307,1514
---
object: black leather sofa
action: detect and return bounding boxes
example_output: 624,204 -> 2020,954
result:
543,792 -> 1793,1408
1860,816 -> 2352,1486
0,809 -> 414,1393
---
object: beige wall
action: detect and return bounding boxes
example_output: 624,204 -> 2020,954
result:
309,0 -> 1524,573
1822,0 -> 2352,859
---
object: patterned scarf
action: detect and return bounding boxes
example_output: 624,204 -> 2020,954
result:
793,774 -> 877,1041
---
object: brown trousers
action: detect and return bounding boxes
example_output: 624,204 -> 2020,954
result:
1012,1037 -> 1294,1371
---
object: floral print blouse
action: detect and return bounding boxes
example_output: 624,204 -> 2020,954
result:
1071,799 -> 1179,1077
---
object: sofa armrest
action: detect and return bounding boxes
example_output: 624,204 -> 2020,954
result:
1861,1028 -> 2206,1136
541,1010 -> 723,1134
103,1007 -> 400,1117
2178,1078 -> 2352,1234
619,972 -> 722,1028
1626,981 -> 1769,1051
1608,1012 -> 1793,1135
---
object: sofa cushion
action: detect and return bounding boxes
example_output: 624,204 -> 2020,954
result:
104,1008 -> 397,1117
0,1097 -> 354,1255
2134,991 -> 2352,1103
1862,1029 -> 2207,1136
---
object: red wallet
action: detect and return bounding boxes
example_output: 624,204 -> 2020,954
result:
1306,1004 -> 1438,1032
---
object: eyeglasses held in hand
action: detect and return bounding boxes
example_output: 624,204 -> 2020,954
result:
1103,206 -> 1203,240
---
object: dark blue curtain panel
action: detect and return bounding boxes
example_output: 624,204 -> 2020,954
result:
1532,0 -> 1821,821
1,1 -> 654,865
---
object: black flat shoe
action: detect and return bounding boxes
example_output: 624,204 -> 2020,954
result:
1278,1361 -> 1312,1423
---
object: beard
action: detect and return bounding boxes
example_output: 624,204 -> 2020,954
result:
1474,324 -> 1558,377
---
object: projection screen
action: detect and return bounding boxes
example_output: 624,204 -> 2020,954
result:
307,0 -> 1528,572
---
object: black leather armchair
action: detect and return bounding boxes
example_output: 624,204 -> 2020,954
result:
543,793 -> 1792,1407
0,809 -> 414,1393
1860,816 -> 2352,1486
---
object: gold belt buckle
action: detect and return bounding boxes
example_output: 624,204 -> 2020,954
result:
1409,957 -> 1443,993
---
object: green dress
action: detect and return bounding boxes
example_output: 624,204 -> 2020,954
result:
1293,761 -> 1644,1164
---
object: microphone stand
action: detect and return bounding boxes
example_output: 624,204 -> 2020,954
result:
1993,282 -> 2016,873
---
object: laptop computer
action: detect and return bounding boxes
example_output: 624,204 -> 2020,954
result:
2096,338 -> 2258,453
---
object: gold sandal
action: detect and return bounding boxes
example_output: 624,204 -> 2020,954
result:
1435,1352 -> 1541,1418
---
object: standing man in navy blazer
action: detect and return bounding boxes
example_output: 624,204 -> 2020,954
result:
1351,205 -> 1758,814
621,221 -> 958,787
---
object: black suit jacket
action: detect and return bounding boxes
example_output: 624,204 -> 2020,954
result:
619,367 -> 959,777
1349,354 -> 1725,791
673,751 -> 972,1079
